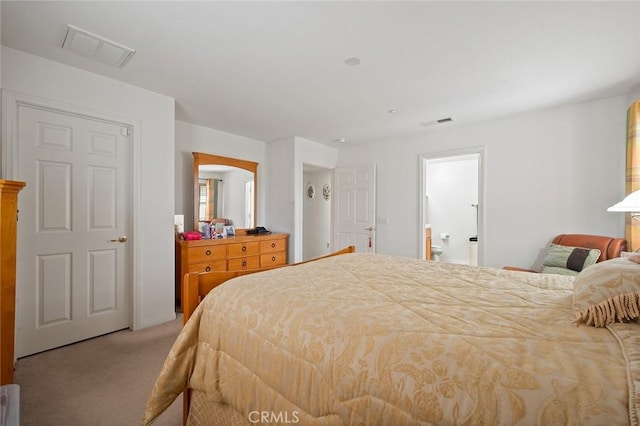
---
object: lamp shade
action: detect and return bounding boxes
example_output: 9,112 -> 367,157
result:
607,190 -> 640,212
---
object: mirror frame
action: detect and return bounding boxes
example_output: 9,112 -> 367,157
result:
193,152 -> 258,231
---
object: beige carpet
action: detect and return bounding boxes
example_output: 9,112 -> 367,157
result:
14,315 -> 184,425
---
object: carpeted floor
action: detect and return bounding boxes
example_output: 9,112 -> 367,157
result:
13,315 -> 183,425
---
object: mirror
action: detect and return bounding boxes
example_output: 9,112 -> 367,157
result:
193,152 -> 257,231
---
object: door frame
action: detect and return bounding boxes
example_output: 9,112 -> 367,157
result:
2,89 -> 141,329
419,146 -> 486,265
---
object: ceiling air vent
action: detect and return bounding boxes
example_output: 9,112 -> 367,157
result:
61,24 -> 135,68
420,117 -> 454,127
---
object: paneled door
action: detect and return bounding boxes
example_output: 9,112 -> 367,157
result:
333,164 -> 377,253
15,104 -> 131,357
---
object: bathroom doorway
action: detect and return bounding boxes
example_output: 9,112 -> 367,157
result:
419,147 -> 484,265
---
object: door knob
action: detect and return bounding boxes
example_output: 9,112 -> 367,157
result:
110,236 -> 128,243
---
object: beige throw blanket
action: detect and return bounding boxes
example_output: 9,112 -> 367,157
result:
144,253 -> 637,425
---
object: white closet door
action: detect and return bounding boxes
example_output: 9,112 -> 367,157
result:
16,104 -> 131,357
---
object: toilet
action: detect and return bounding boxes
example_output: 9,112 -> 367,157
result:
431,245 -> 444,262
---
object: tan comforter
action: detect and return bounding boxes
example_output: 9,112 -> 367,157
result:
143,253 -> 639,425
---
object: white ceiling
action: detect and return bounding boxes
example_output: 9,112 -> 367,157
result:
2,1 -> 639,146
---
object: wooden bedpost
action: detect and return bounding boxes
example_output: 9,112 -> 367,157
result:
182,273 -> 201,325
182,390 -> 190,426
181,272 -> 200,425
627,101 -> 640,251
179,245 -> 356,424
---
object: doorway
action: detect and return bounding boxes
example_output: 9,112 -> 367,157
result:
302,164 -> 332,260
419,147 -> 484,265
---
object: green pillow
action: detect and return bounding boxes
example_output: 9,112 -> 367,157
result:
541,244 -> 601,275
541,265 -> 582,276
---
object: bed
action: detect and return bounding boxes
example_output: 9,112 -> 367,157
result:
143,248 -> 640,425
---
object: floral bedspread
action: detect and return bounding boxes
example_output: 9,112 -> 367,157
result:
143,253 -> 634,425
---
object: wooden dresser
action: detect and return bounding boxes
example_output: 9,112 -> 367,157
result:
175,233 -> 288,308
1,180 -> 26,385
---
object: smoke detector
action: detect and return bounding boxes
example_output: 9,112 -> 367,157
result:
61,24 -> 135,68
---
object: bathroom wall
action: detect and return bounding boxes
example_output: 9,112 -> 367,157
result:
425,155 -> 478,264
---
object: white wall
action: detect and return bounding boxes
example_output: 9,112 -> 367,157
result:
338,95 -> 629,269
1,46 -> 176,329
264,138 -> 296,260
175,120 -> 267,232
303,168 -> 332,260
265,137 -> 338,262
177,126 -> 338,264
629,85 -> 640,105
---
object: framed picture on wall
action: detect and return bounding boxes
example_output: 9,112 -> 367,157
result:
307,184 -> 315,199
322,183 -> 331,200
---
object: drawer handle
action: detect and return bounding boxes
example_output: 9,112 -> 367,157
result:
205,250 -> 211,256
271,243 -> 276,248
242,261 -> 247,267
271,256 -> 276,262
205,266 -> 211,272
242,246 -> 247,252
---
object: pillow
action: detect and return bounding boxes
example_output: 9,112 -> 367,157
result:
541,244 -> 601,276
572,257 -> 640,327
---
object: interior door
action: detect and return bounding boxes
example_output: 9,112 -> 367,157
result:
15,104 -> 131,357
333,164 -> 377,253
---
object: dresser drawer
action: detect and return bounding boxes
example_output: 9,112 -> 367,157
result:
188,245 -> 227,263
261,251 -> 286,267
188,260 -> 227,274
260,238 -> 286,254
228,242 -> 260,258
228,255 -> 260,271
176,234 -> 288,311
